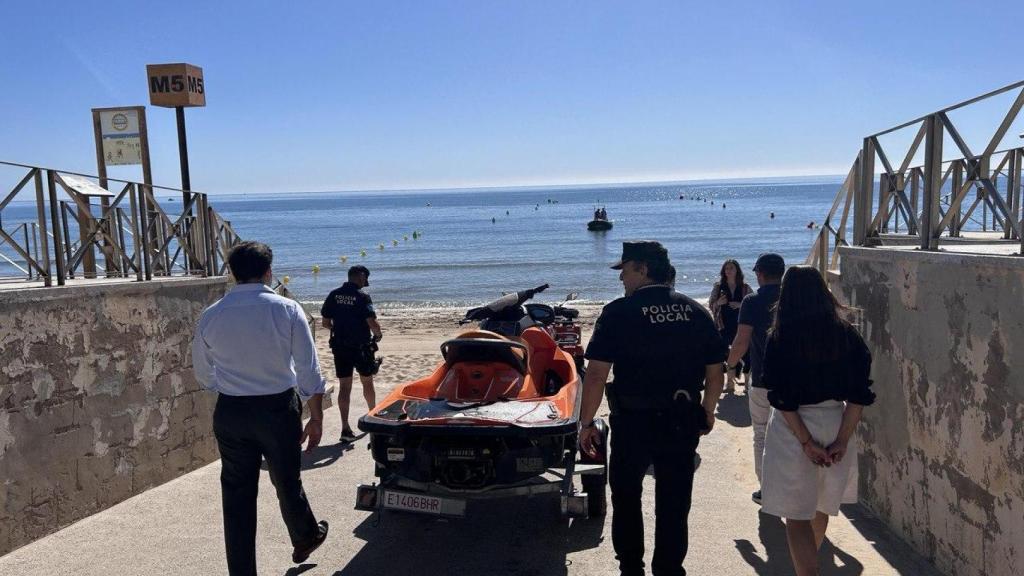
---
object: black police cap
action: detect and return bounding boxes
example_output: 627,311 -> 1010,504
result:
611,240 -> 669,270
348,265 -> 370,277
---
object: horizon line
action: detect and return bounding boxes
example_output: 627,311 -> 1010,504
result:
210,171 -> 848,197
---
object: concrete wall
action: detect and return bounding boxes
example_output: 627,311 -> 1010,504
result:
0,278 -> 227,555
836,247 -> 1024,576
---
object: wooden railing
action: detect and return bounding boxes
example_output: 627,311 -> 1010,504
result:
0,161 -> 241,287
808,80 -> 1024,273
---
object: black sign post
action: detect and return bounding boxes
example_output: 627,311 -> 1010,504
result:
175,106 -> 191,204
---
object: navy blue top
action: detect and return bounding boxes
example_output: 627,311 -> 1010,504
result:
737,283 -> 780,388
585,285 -> 727,398
762,323 -> 876,411
321,282 -> 376,349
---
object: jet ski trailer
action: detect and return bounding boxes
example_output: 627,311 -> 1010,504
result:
354,327 -> 608,519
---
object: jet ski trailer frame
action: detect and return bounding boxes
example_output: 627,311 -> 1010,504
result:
355,453 -> 605,519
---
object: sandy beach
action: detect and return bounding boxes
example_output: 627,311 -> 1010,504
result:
311,304 -> 606,401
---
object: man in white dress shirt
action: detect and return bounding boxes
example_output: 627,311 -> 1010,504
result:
193,241 -> 329,575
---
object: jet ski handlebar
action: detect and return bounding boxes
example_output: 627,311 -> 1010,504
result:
461,284 -> 550,323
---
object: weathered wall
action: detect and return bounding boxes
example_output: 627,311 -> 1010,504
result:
0,278 -> 227,555
837,247 -> 1024,576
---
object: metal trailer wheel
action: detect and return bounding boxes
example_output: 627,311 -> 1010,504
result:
579,418 -> 608,517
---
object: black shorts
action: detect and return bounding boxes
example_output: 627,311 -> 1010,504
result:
332,346 -> 377,378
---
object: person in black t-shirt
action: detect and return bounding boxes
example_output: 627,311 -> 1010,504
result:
725,252 -> 784,505
320,265 -> 383,442
580,240 -> 727,576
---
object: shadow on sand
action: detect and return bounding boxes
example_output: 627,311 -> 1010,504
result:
332,496 -> 605,576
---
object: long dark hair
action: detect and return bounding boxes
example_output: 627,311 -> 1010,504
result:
769,266 -> 849,362
718,259 -> 745,293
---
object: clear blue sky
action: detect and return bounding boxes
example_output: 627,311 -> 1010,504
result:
2,1 -> 1022,194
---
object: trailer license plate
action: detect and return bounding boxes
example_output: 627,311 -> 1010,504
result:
382,491 -> 444,515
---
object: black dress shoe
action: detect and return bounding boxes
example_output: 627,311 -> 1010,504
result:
292,520 -> 329,564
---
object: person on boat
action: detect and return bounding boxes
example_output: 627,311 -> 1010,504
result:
192,241 -> 329,574
759,266 -> 874,576
724,253 -> 784,505
321,265 -> 383,443
580,240 -> 727,576
709,259 -> 752,392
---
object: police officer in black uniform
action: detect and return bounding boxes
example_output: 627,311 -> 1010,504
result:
579,241 -> 727,576
321,265 -> 383,442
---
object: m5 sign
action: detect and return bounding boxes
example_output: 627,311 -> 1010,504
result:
146,63 -> 206,108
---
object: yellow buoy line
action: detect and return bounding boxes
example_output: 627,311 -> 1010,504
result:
301,230 -> 424,279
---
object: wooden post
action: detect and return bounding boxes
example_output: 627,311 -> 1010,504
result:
859,138 -> 876,245
46,170 -> 66,286
910,167 -> 920,235
77,194 -> 97,278
32,170 -> 51,286
138,110 -> 155,280
127,184 -> 144,281
879,172 -> 891,233
1015,149 -> 1024,247
949,162 -> 961,236
921,114 -> 943,250
91,111 -> 116,277
60,202 -> 73,278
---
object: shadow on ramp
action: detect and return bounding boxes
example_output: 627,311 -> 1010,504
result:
839,504 -> 944,575
333,497 -> 605,576
258,442 -> 354,472
736,512 -> 866,575
300,442 -> 356,471
734,512 -> 792,575
716,392 -> 752,428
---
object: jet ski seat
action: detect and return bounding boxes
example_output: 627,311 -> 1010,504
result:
441,331 -> 528,375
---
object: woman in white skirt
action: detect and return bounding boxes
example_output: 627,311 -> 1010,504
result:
759,266 -> 875,576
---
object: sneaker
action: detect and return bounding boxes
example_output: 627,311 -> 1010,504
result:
751,490 -> 762,505
340,429 -> 357,443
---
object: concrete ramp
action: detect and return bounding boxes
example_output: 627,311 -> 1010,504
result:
0,375 -> 943,576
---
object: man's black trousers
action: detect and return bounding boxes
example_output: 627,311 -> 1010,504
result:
213,389 -> 319,576
609,410 -> 701,576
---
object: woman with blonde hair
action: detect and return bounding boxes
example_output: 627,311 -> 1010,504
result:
759,266 -> 875,576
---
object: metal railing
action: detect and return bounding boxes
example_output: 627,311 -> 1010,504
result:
0,160 -> 241,287
808,80 -> 1024,272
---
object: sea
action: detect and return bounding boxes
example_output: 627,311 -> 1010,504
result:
0,178 -> 845,311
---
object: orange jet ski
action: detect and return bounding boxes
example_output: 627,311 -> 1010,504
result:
355,288 -> 608,520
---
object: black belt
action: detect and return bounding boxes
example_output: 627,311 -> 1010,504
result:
608,389 -> 701,414
217,388 -> 296,405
